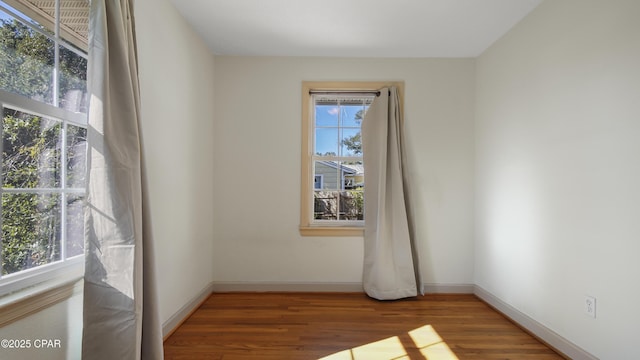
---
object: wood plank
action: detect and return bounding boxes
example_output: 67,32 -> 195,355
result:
164,292 -> 565,359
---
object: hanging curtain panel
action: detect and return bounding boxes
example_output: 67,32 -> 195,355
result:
82,0 -> 163,359
361,86 -> 422,300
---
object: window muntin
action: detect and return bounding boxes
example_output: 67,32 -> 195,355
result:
0,0 -> 87,294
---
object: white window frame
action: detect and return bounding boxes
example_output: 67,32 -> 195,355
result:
0,0 -> 88,316
299,81 -> 403,237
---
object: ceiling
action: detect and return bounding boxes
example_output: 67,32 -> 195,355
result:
168,0 -> 542,58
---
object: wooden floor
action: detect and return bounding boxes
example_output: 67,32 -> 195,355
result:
164,292 -> 564,360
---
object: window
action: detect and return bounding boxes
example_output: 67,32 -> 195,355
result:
312,99 -> 369,222
314,174 -> 323,189
300,82 -> 401,237
0,0 -> 88,296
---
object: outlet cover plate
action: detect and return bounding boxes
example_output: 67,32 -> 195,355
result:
584,295 -> 596,318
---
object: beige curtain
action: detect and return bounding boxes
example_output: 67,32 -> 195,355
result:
82,0 -> 163,359
361,87 -> 422,300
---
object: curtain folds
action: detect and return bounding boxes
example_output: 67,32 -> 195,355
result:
82,1 -> 163,359
362,87 -> 422,300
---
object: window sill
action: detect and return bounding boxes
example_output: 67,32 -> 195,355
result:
0,270 -> 83,327
299,226 -> 364,237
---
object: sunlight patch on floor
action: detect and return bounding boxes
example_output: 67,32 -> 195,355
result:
318,324 -> 458,360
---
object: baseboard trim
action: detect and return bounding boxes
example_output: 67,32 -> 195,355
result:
423,283 -> 474,294
210,281 -> 474,294
474,285 -> 598,360
162,282 -> 215,340
211,281 -> 363,292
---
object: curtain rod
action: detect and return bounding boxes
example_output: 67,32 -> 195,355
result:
309,90 -> 381,96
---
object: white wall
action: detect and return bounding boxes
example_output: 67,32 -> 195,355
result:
0,283 -> 83,360
475,0 -> 640,358
213,57 -> 475,288
135,0 -> 215,325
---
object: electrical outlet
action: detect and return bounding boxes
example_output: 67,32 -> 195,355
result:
584,296 -> 596,318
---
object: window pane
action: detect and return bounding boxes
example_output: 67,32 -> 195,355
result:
341,104 -> 367,127
0,12 -> 55,105
315,104 -> 339,127
65,193 -> 83,258
1,192 -> 61,275
314,161 -> 340,190
342,162 -> 363,189
339,190 -> 364,220
314,191 -> 337,220
314,128 -> 338,156
59,45 -> 88,113
66,124 -> 86,188
313,190 -> 364,221
2,108 -> 62,189
340,129 -> 361,156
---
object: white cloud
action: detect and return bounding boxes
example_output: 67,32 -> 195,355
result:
327,107 -> 339,115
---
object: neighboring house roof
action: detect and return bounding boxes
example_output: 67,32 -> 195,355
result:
342,163 -> 364,176
317,161 -> 364,175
